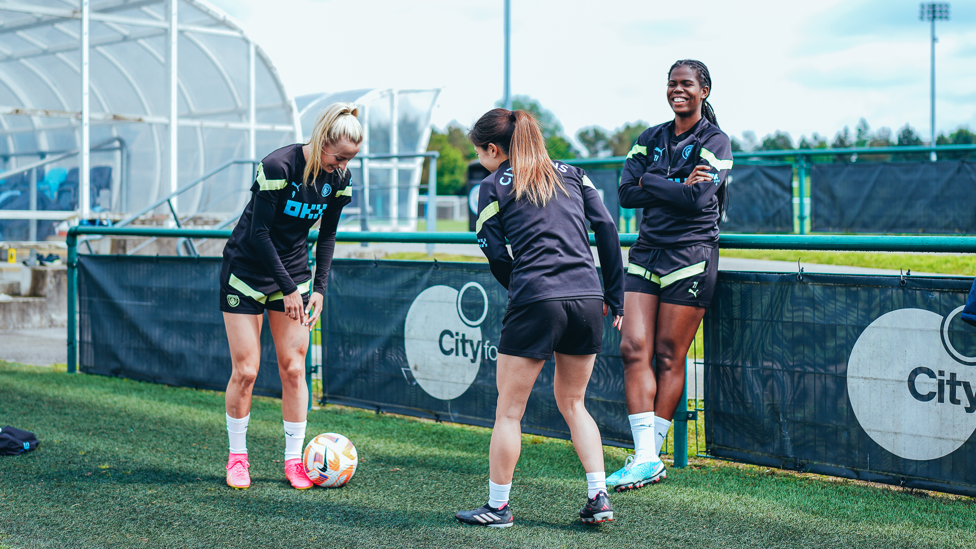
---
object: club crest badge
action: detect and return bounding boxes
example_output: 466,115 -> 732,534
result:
321,183 -> 332,197
682,144 -> 693,159
227,295 -> 240,308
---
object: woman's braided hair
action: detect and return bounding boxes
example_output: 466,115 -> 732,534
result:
669,59 -> 728,222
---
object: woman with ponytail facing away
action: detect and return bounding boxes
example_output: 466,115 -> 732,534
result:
455,109 -> 625,527
608,60 -> 733,491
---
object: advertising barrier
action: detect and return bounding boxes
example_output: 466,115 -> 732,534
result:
706,271 -> 976,496
77,255 -> 285,397
322,259 -> 633,445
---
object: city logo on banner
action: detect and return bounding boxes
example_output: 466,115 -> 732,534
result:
847,307 -> 976,461
403,282 -> 498,400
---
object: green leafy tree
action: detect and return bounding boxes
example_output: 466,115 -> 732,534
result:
896,124 -> 922,147
730,136 -> 743,152
894,124 -> 926,161
861,127 -> 893,162
854,118 -> 871,148
798,133 -> 830,163
422,130 -> 468,196
740,131 -> 760,152
497,95 -> 579,159
576,126 -> 611,157
757,131 -> 794,164
608,121 -> 648,157
758,131 -> 794,151
798,133 -> 828,149
831,126 -> 853,162
936,127 -> 976,160
546,135 -> 577,161
444,122 -> 477,162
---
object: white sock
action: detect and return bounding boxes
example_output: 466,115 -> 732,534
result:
655,416 -> 672,456
226,413 -> 249,454
488,480 -> 511,509
586,472 -> 607,499
283,420 -> 307,461
629,411 -> 656,464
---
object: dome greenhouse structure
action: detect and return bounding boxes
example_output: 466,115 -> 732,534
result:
0,0 -> 299,240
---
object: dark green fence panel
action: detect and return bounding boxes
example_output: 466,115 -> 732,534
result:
706,271 -> 976,496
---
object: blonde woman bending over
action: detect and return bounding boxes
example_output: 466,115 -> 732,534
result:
219,103 -> 362,490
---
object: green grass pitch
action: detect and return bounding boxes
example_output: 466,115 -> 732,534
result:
1,361 -> 975,548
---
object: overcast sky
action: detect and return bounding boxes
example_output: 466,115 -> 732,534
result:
209,0 -> 976,150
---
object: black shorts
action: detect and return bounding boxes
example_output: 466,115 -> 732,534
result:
625,244 -> 718,308
498,298 -> 603,360
219,262 -> 311,315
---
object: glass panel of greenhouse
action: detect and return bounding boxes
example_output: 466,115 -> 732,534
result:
296,88 -> 441,231
0,0 -> 300,241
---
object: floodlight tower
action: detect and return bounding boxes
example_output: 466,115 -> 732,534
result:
503,0 -> 512,110
920,2 -> 949,161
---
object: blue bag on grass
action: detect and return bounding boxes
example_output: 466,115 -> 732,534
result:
0,426 -> 37,455
963,278 -> 976,328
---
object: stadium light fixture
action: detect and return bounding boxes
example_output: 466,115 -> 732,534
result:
920,2 -> 949,161
503,0 -> 512,110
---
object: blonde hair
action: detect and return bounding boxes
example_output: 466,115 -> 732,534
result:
468,108 -> 566,207
303,102 -> 364,185
509,110 -> 565,206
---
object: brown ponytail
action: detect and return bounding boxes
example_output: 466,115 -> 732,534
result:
469,108 -> 566,207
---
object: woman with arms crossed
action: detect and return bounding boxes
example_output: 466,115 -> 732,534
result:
608,60 -> 732,491
455,108 -> 625,527
220,103 -> 362,490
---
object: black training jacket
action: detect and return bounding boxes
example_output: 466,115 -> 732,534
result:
618,118 -> 733,263
476,159 -> 625,316
222,144 -> 352,296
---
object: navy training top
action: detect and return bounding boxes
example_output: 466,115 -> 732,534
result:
475,159 -> 625,316
618,118 -> 733,268
222,144 -> 352,296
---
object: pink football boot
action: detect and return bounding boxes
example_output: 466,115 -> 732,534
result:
226,453 -> 250,489
284,458 -> 313,490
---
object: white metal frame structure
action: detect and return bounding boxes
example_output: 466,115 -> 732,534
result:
296,88 -> 441,231
0,0 -> 299,239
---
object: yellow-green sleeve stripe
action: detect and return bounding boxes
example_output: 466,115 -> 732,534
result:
582,175 -> 596,188
256,163 -> 287,191
336,186 -> 352,197
626,144 -> 647,160
699,148 -> 734,170
475,201 -> 499,234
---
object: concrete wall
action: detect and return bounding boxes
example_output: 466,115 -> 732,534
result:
0,267 -> 67,330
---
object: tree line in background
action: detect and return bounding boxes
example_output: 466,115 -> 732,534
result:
425,95 -> 976,197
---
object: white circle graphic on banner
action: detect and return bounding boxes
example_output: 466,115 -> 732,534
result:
404,284 -> 488,400
848,308 -> 976,461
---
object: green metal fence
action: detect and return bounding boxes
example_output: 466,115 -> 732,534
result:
566,143 -> 976,235
65,226 -> 976,468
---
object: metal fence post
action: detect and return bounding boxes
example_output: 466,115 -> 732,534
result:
29,167 -> 37,241
673,383 -> 689,468
305,328 -> 314,412
66,232 -> 78,373
796,155 -> 808,235
305,241 -> 316,411
426,154 -> 437,255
